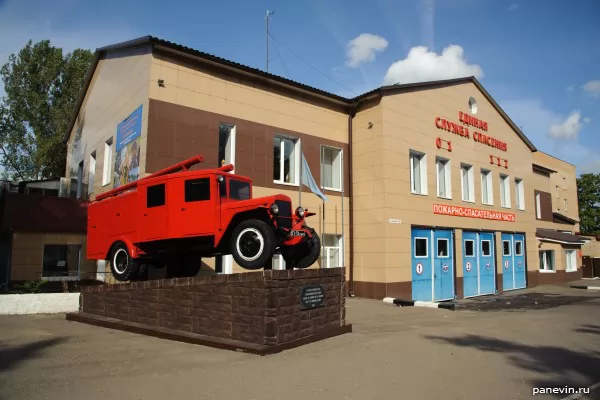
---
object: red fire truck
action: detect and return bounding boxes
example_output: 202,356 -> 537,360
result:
86,155 -> 321,281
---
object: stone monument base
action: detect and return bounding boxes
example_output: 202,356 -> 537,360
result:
66,268 -> 351,355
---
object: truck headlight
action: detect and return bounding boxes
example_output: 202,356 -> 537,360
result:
295,206 -> 305,217
270,203 -> 279,214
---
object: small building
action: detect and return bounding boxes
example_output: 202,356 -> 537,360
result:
63,36 -> 586,300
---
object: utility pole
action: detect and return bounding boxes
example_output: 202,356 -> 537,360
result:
265,10 -> 275,72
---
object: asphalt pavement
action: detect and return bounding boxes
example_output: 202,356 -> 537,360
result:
1,283 -> 600,400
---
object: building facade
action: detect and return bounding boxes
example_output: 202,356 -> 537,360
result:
63,36 -> 586,299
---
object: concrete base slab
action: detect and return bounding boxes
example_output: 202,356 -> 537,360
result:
66,312 -> 352,356
383,297 -> 456,310
570,285 -> 600,291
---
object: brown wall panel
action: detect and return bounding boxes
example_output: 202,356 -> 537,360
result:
534,190 -> 553,222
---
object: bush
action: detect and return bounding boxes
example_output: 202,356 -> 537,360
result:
14,280 -> 48,294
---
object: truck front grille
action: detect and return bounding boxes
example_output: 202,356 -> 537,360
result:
275,200 -> 292,229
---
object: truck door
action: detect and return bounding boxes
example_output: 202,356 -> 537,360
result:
137,182 -> 169,242
169,176 -> 215,238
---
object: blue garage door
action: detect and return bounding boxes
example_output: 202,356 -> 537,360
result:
501,233 -> 527,291
462,231 -> 496,297
412,228 -> 455,302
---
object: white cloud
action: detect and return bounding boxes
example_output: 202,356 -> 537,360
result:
345,33 -> 389,68
549,110 -> 583,139
383,45 -> 483,85
582,80 -> 600,98
508,4 -> 519,11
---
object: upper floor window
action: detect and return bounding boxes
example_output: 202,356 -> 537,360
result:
461,163 -> 474,202
88,151 -> 96,195
562,177 -> 567,189
563,198 -> 568,211
409,150 -> 427,195
555,185 -> 559,198
321,146 -> 342,191
515,178 -> 524,210
273,136 -> 300,185
535,193 -> 541,219
436,157 -> 451,199
499,174 -> 511,208
481,169 -> 493,205
219,123 -> 236,168
102,138 -> 113,186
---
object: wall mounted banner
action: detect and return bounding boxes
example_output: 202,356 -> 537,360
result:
433,204 -> 516,222
114,105 -> 143,188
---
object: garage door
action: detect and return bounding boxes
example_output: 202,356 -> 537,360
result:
462,231 -> 496,297
411,228 -> 455,302
501,233 -> 527,291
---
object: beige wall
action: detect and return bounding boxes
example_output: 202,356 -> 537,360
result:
352,82 -> 539,283
65,46 -> 153,200
10,232 -> 95,281
582,238 -> 600,257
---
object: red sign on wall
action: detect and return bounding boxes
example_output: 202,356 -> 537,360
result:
433,204 -> 516,222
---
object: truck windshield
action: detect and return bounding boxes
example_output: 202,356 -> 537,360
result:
229,179 -> 251,200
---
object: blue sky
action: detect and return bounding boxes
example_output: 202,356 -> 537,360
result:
0,0 -> 599,175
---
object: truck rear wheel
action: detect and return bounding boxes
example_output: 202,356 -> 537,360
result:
283,230 -> 321,269
109,242 -> 140,282
230,219 -> 275,270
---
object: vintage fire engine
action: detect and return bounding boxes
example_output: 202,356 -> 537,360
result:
86,155 -> 321,281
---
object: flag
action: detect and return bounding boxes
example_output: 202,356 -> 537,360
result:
301,152 -> 328,202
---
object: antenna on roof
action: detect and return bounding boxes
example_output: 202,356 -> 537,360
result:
265,9 -> 275,73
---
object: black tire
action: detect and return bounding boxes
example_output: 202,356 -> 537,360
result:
109,242 -> 140,282
283,230 -> 321,269
230,219 -> 275,270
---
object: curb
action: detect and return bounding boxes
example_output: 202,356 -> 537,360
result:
383,297 -> 456,310
569,285 -> 600,291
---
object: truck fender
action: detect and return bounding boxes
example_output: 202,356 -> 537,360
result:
105,236 -> 139,260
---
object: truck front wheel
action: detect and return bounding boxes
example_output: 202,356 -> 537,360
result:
282,230 -> 321,269
230,219 -> 275,270
109,242 -> 140,282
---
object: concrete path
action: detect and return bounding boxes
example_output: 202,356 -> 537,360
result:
1,285 -> 600,400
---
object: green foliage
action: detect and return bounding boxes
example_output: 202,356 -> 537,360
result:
577,173 -> 600,235
0,40 -> 93,181
15,279 -> 48,294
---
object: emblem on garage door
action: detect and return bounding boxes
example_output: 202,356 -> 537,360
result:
486,263 -> 492,270
466,261 -> 471,272
518,261 -> 522,268
504,260 -> 509,269
442,264 -> 449,273
416,263 -> 423,275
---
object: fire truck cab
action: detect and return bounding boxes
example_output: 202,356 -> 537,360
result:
86,156 -> 321,281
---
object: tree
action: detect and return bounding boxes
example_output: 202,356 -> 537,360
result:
0,39 -> 93,181
577,173 -> 600,235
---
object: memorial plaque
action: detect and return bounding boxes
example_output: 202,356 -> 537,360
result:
300,285 -> 326,310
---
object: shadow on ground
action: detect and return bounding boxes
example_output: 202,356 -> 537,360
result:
455,292 -> 599,312
426,328 -> 600,397
574,324 -> 600,336
0,338 -> 66,374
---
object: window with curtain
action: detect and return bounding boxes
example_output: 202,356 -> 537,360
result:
321,146 -> 342,191
273,136 -> 298,184
321,234 -> 342,268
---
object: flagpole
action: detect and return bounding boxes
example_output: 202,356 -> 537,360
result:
340,150 -> 345,270
298,140 -> 302,207
320,147 -> 325,267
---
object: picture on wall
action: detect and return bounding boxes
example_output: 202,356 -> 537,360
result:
113,105 -> 142,188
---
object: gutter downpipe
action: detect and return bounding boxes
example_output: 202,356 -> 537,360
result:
348,105 -> 356,297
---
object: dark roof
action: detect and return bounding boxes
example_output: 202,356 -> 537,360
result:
532,163 -> 557,174
63,36 -> 537,153
536,229 -> 586,245
553,212 -> 579,225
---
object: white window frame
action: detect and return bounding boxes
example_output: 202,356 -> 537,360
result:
219,123 -> 237,171
321,234 -> 343,268
539,250 -> 555,272
436,157 -> 452,199
88,152 -> 96,195
461,163 -> 475,203
437,238 -> 450,258
535,193 -> 542,219
555,185 -> 559,198
409,150 -> 428,195
565,250 -> 577,272
514,178 -> 524,210
481,169 -> 493,205
102,138 -> 113,187
563,198 -> 568,211
499,174 -> 511,208
320,145 -> 342,192
273,135 -> 300,186
414,237 -> 429,258
562,177 -> 566,189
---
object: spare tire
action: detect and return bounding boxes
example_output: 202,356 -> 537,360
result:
230,219 -> 275,270
283,230 -> 321,269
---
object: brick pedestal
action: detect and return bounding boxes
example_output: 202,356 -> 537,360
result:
66,268 -> 351,355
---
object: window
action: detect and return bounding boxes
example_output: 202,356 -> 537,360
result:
409,150 -> 427,195
88,152 -> 96,195
321,146 -> 342,191
218,123 -> 236,168
103,138 -> 113,186
461,163 -> 474,202
515,241 -> 523,256
464,240 -> 475,257
515,178 -> 524,210
535,193 -> 542,219
185,178 -> 210,202
273,136 -> 299,185
436,157 -> 451,199
499,174 -> 511,208
481,240 -> 491,256
503,240 -> 511,256
414,237 -> 428,257
564,199 -> 568,211
555,185 -> 559,198
565,250 -> 577,272
481,169 -> 493,205
147,184 -> 166,208
539,250 -> 555,272
230,179 -> 251,200
322,234 -> 342,268
562,177 -> 566,189
76,161 -> 84,199
42,244 -> 81,278
437,239 -> 449,257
